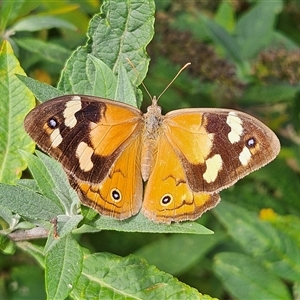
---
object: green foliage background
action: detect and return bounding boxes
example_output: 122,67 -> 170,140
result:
0,0 -> 300,299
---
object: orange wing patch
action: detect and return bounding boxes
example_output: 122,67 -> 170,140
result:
164,112 -> 214,164
142,136 -> 220,223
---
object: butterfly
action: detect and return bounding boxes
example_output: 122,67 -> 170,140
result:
24,93 -> 280,223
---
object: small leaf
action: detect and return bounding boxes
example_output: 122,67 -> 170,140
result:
11,15 -> 77,32
0,204 -> 18,230
135,233 -> 224,276
0,184 -> 63,220
214,252 -> 291,300
16,74 -> 64,102
215,2 -> 235,33
70,253 -> 208,299
0,0 -> 24,31
115,62 -> 138,106
0,40 -> 35,183
44,215 -> 83,253
35,151 -> 79,214
45,234 -> 83,300
88,213 -> 213,234
200,13 -> 242,63
15,38 -> 71,65
236,1 -> 283,59
17,241 -> 45,268
87,54 -> 117,98
20,150 -> 64,211
0,234 -> 16,254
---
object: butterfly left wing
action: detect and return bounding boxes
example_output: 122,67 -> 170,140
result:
163,108 -> 280,194
142,136 -> 220,223
24,95 -> 144,219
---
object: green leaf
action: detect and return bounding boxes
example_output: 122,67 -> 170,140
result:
15,38 -> 71,65
17,241 -> 45,268
16,74 -> 64,102
0,0 -> 24,31
45,234 -> 83,300
254,160 -> 300,213
0,184 -> 64,220
20,150 -> 64,211
44,215 -> 83,253
215,2 -> 235,33
135,233 -> 224,276
88,55 -> 117,99
271,30 -> 299,50
214,252 -> 291,300
0,204 -> 18,230
17,178 -> 39,191
270,214 -> 300,246
70,253 -> 209,299
115,61 -> 138,106
236,1 -> 283,59
0,234 -> 16,254
214,201 -> 300,282
58,0 -> 155,99
19,150 -> 80,226
11,15 -> 77,32
241,84 -> 300,104
0,40 -> 35,183
200,13 -> 242,63
86,213 -> 213,234
22,151 -> 79,215
35,151 -> 79,215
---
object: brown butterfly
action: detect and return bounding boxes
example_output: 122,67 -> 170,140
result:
24,93 -> 280,223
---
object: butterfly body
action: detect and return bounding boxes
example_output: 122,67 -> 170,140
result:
141,96 -> 164,181
24,94 -> 280,223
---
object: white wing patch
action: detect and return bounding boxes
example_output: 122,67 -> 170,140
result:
76,141 -> 94,172
203,154 -> 223,183
226,112 -> 243,144
239,146 -> 252,166
50,128 -> 63,147
63,96 -> 82,128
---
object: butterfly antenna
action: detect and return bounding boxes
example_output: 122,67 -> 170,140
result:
126,58 -> 153,101
156,62 -> 191,101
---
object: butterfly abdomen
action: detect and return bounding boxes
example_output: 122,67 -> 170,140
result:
141,138 -> 158,182
141,98 -> 164,181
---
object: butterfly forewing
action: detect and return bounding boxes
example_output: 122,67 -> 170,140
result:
24,95 -> 143,184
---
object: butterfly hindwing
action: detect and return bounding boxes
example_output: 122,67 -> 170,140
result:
143,135 -> 220,223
